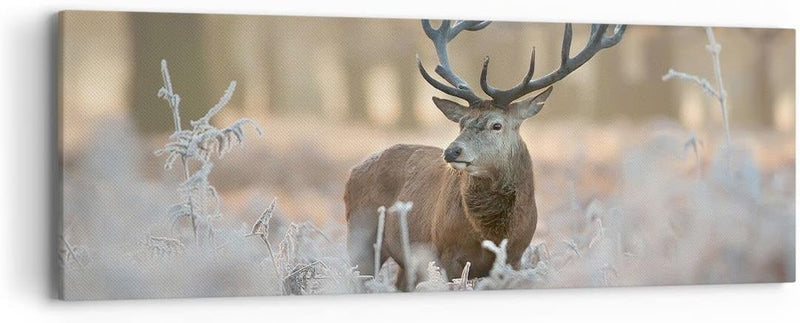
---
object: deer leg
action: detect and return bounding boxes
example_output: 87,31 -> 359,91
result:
396,266 -> 409,291
438,254 -> 461,281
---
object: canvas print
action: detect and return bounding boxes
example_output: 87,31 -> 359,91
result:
58,11 -> 795,300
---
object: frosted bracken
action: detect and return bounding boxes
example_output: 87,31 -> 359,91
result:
155,60 -> 263,244
60,33 -> 794,299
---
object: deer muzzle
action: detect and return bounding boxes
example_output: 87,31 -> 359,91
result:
443,144 -> 462,162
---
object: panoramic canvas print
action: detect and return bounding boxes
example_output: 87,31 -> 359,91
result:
58,11 -> 795,300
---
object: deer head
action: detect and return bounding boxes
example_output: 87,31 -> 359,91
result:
417,20 -> 625,176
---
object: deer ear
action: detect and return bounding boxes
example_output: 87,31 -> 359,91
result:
510,86 -> 553,119
432,97 -> 468,123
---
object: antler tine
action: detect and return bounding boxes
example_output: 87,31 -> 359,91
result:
587,24 -> 610,47
525,23 -> 621,96
481,23 -> 626,106
560,23 -> 573,66
480,56 -> 500,98
450,20 -> 491,38
601,25 -> 627,48
417,54 -> 480,101
481,47 -> 537,106
465,21 -> 491,31
418,19 -> 490,105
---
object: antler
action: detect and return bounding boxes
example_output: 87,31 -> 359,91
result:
417,20 -> 491,105
481,24 -> 627,106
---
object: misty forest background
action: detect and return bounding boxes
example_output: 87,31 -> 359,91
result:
64,12 -> 795,140
60,12 -> 794,299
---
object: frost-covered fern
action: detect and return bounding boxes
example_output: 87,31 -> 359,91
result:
154,60 -> 262,244
474,239 -> 549,290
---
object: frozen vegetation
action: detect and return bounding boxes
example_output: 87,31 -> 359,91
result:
60,38 -> 794,299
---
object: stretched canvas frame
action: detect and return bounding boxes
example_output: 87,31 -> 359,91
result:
58,10 -> 795,300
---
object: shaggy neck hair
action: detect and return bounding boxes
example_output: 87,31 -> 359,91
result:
459,139 -> 533,241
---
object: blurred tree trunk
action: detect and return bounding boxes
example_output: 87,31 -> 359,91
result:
129,12 -> 211,133
591,25 -> 633,120
595,47 -> 622,120
654,29 -> 679,120
746,30 -> 778,128
342,20 -> 370,122
203,15 -> 242,112
392,21 -> 418,129
395,59 -> 418,128
753,43 -> 774,127
264,19 -> 283,115
621,27 -> 679,121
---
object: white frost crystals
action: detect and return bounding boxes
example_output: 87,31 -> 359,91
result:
154,59 -> 263,244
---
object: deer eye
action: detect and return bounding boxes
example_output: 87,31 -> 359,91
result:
491,122 -> 502,131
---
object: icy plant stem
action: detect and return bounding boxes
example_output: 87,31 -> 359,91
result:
399,209 -> 413,291
685,133 -> 702,179
182,157 -> 199,244
263,236 -> 279,275
248,199 -> 285,294
705,27 -> 731,149
663,27 -> 732,175
705,27 -> 732,176
390,201 -> 415,291
259,200 -> 280,271
160,60 -> 200,243
373,206 -> 386,276
160,60 -> 182,134
259,229 -> 283,295
460,262 -> 471,290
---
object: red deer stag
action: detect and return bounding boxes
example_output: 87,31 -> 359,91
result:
345,20 -> 625,290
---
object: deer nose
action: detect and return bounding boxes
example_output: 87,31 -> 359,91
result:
443,145 -> 463,162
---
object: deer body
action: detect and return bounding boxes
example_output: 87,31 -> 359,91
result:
345,140 -> 536,283
345,20 -> 625,290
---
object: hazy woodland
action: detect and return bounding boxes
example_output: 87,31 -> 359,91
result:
59,11 -> 794,299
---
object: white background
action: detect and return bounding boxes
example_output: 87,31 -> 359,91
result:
0,0 -> 797,322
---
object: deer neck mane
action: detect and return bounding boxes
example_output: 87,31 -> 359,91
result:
459,141 -> 534,241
